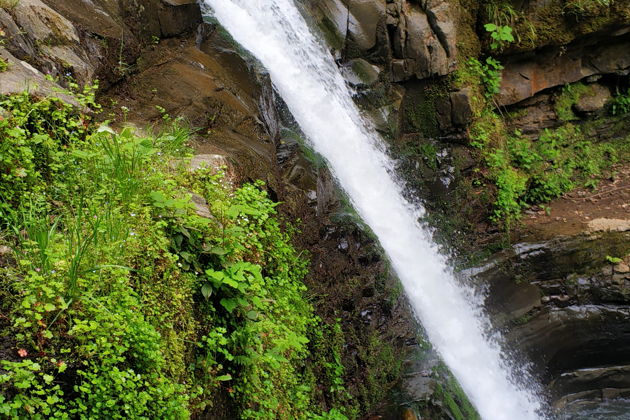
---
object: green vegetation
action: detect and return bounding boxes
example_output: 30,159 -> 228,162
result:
0,89 -> 350,419
484,23 -> 515,50
606,255 -> 623,264
0,29 -> 8,72
455,57 -> 625,227
554,82 -> 593,121
483,1 -> 537,49
610,88 -> 630,116
562,0 -> 612,19
432,365 -> 480,420
480,0 -> 628,52
0,0 -> 20,9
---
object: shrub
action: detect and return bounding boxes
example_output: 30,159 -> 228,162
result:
0,90 -> 349,419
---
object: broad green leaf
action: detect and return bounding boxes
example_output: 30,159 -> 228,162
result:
201,283 -> 213,300
220,298 -> 238,313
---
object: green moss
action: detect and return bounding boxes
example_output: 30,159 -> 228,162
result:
0,57 -> 7,72
403,94 -> 438,138
433,366 -> 480,420
509,0 -> 630,51
318,15 -> 344,51
401,79 -> 450,139
355,332 -> 403,411
454,0 -> 483,58
554,82 -> 590,121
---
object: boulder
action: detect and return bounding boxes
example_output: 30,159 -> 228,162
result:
346,0 -> 386,51
157,0 -> 201,37
423,0 -> 457,57
345,58 -> 381,86
450,88 -> 472,127
0,8 -> 38,60
191,193 -> 212,219
0,49 -> 78,104
588,218 -> 630,232
505,93 -> 559,136
189,154 -> 231,172
41,0 -> 126,40
10,0 -> 79,45
574,83 -> 611,114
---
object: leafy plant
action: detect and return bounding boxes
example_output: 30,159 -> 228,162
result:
563,0 -> 612,19
606,255 -> 623,264
0,89 -> 351,419
610,89 -> 630,116
463,57 -> 504,101
484,23 -> 515,50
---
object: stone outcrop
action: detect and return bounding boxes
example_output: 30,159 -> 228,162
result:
499,30 -> 630,106
303,0 -> 457,80
0,0 -> 200,88
471,232 -> 630,408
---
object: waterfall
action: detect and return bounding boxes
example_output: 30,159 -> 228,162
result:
199,1 -> 544,418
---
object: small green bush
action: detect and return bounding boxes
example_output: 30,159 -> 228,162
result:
610,89 -> 630,116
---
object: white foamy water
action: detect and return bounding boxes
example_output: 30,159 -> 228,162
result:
199,1 -> 544,418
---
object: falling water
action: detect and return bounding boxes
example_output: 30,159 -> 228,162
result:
199,1 -> 545,418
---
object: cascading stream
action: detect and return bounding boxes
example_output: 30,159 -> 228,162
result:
199,1 -> 545,418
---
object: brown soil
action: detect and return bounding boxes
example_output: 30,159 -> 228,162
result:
519,164 -> 630,241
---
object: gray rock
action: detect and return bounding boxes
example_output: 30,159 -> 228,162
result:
11,0 -> 79,45
0,9 -> 37,60
615,262 -> 630,274
189,154 -> 230,172
346,58 -> 381,86
423,0 -> 457,58
191,193 -> 212,219
42,0 -> 126,40
346,0 -> 386,51
388,1 -> 456,82
0,49 -> 79,105
506,93 -> 559,136
450,88 -> 472,127
157,0 -> 201,37
574,84 -> 611,114
551,364 -> 630,406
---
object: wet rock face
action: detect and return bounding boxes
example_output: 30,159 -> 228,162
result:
472,232 -> 630,407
